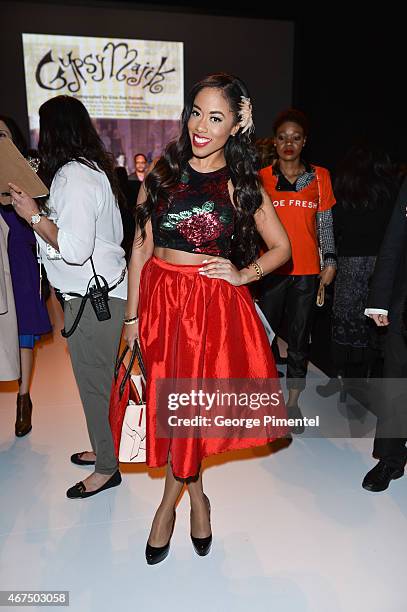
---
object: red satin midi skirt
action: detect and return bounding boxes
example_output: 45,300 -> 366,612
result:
139,255 -> 284,478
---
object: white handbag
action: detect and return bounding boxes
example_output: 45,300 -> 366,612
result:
254,301 -> 275,345
118,369 -> 146,463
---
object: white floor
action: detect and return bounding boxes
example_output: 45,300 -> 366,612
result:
0,295 -> 406,612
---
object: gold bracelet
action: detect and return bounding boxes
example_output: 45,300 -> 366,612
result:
250,261 -> 264,280
124,316 -> 138,325
256,260 -> 264,277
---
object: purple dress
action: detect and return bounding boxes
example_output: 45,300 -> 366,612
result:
0,206 -> 51,340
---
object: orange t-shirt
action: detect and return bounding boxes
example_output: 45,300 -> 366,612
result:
260,164 -> 335,275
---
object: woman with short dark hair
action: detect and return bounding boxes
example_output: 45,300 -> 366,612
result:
258,108 -> 337,430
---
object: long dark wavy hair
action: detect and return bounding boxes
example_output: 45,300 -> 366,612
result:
334,143 -> 398,210
137,73 -> 262,267
38,96 -> 121,204
0,114 -> 28,156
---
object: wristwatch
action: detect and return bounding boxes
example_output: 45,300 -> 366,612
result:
30,212 -> 43,226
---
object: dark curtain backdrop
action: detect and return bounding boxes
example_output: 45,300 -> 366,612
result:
1,3 -> 404,168
0,1 -> 294,150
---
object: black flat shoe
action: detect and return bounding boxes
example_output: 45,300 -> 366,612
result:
191,495 -> 212,557
362,461 -> 404,492
70,452 -> 96,466
66,470 -> 121,499
146,512 -> 176,565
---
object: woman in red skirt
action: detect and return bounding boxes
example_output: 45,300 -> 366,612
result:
125,73 -> 291,564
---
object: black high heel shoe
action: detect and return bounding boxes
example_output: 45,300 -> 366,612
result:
145,511 -> 176,566
191,495 -> 212,557
286,403 -> 305,435
316,377 -> 341,397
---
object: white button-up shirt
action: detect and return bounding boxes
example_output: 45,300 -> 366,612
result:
36,161 -> 127,299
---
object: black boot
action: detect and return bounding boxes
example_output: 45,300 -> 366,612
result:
15,393 -> 32,437
316,375 -> 347,402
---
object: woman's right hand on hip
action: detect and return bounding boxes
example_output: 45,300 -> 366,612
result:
124,320 -> 139,350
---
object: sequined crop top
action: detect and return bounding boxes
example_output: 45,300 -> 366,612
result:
151,164 -> 235,257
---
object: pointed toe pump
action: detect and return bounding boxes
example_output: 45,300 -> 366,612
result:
191,495 -> 212,557
145,512 -> 176,565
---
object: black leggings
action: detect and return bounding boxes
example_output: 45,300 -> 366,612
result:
258,274 -> 319,390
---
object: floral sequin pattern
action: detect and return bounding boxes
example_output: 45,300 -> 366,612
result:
161,201 -> 231,251
152,165 -> 235,257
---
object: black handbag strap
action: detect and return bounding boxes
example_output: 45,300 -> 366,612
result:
135,340 -> 147,380
114,341 -> 146,399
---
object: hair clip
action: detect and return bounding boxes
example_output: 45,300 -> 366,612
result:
239,96 -> 254,135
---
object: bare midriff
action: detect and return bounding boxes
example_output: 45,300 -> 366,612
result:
154,246 -> 211,265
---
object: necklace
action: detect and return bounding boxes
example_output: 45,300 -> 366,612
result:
280,167 -> 305,183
